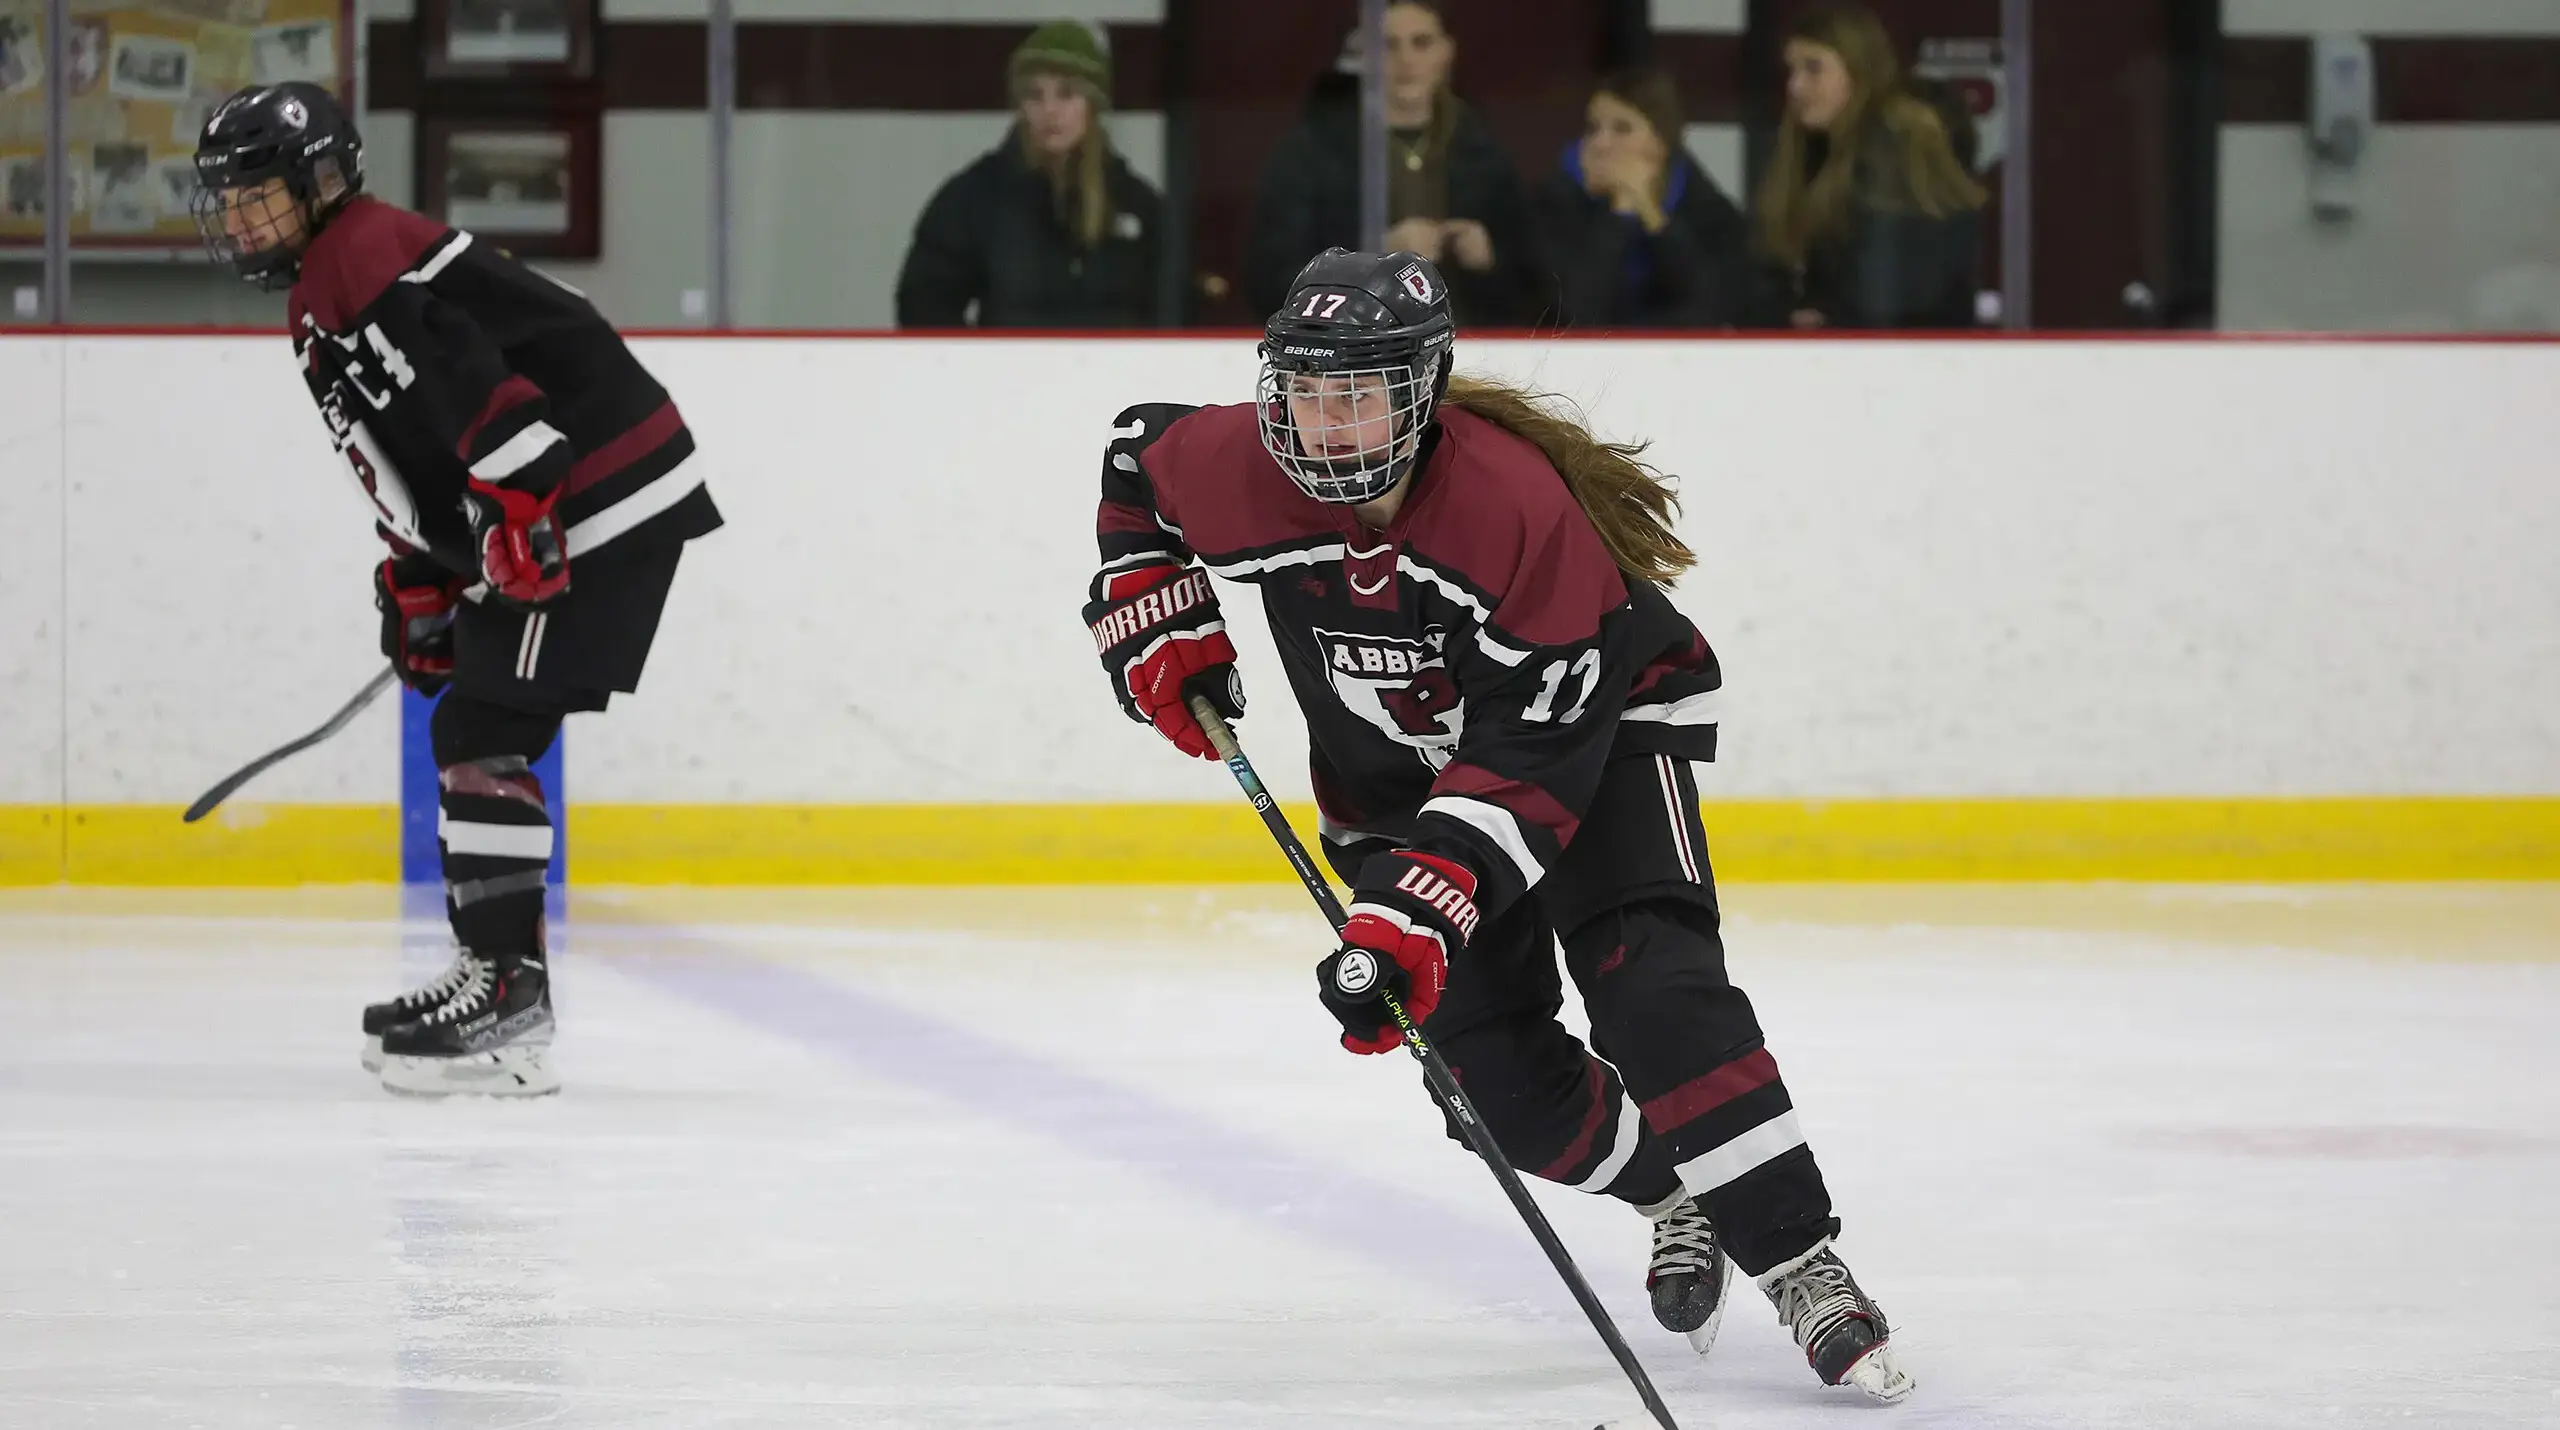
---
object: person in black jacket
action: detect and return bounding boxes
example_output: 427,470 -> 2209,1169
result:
1746,4 -> 1985,330
1245,0 -> 1536,326
896,21 -> 1162,328
1531,67 -> 1748,329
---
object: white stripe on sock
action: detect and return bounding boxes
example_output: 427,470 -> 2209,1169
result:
1674,1109 -> 1807,1195
437,815 -> 555,861
1571,1088 -> 1645,1193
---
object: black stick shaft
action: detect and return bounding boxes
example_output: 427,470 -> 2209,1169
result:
183,667 -> 401,824
1187,697 -> 1681,1430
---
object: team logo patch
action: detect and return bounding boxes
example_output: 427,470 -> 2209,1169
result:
1398,265 -> 1435,304
279,96 -> 308,130
1315,628 -> 1462,770
1333,949 -> 1381,997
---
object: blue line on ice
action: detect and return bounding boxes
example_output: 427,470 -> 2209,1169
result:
604,927 -> 1580,1320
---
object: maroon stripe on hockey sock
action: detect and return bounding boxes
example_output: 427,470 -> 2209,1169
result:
1640,1048 -> 1781,1135
441,761 -> 546,809
1535,1056 -> 1615,1183
566,400 -> 687,497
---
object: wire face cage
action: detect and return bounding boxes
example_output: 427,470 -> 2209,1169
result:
1256,353 -> 1442,505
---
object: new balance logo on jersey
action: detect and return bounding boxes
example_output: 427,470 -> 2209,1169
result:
1090,569 -> 1214,652
1315,629 -> 1463,768
1392,862 -> 1479,940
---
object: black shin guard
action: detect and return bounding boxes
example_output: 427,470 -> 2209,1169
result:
429,693 -> 562,961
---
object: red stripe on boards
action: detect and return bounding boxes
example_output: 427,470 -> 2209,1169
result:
1639,1048 -> 1780,1136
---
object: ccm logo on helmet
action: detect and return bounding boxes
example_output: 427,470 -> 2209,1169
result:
1393,863 -> 1479,940
1088,568 -> 1214,652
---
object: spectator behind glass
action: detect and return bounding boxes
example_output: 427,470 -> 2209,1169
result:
895,21 -> 1163,328
1530,67 -> 1748,329
1246,0 -> 1535,325
1748,4 -> 1985,330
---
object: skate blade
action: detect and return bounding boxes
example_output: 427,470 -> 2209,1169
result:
1681,1256 -> 1732,1358
1681,1292 -> 1727,1358
379,1044 -> 560,1098
1839,1339 -> 1915,1404
360,1034 -> 384,1074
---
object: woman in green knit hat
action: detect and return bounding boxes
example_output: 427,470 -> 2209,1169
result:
895,20 -> 1164,328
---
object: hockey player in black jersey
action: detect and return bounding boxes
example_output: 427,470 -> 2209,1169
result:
1083,248 -> 1911,1402
193,83 -> 721,1097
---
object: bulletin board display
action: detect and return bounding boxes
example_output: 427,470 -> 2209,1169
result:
0,0 -> 352,247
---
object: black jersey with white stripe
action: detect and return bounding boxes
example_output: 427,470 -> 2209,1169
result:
1092,400 -> 1723,921
286,197 -> 719,575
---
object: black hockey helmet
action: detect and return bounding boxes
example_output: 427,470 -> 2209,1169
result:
190,82 -> 366,289
1258,247 -> 1457,505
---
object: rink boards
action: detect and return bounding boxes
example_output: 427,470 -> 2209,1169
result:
2,333 -> 2555,882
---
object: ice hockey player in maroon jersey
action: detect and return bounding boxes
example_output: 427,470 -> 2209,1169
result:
1083,248 -> 1911,1402
192,84 -> 721,1097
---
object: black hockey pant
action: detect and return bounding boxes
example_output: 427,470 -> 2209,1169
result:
1417,753 -> 1841,1277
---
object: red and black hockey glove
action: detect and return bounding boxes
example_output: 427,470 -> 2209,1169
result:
1082,563 -> 1245,760
1317,851 -> 1481,1054
375,553 -> 462,695
462,480 -> 571,607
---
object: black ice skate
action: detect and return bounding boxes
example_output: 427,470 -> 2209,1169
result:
1755,1239 -> 1913,1403
376,952 -> 558,1097
360,947 -> 489,1073
1641,1190 -> 1730,1355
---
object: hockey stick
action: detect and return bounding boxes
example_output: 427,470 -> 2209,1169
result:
182,667 -> 400,823
1187,695 -> 1682,1430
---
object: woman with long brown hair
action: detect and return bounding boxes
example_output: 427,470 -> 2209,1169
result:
1749,3 -> 1986,329
896,21 -> 1162,327
1081,247 -> 1914,1404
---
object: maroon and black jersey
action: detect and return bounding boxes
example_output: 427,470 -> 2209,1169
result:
287,197 -> 719,575
1094,401 -> 1723,919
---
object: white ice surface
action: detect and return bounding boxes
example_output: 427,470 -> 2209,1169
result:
0,898 -> 2555,1429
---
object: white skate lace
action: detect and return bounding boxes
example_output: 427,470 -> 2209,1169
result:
1768,1254 -> 1874,1351
1649,1205 -> 1720,1278
415,958 -> 496,1026
396,951 -> 482,1012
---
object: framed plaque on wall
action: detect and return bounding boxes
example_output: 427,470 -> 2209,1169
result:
416,110 -> 601,258
418,0 -> 597,81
